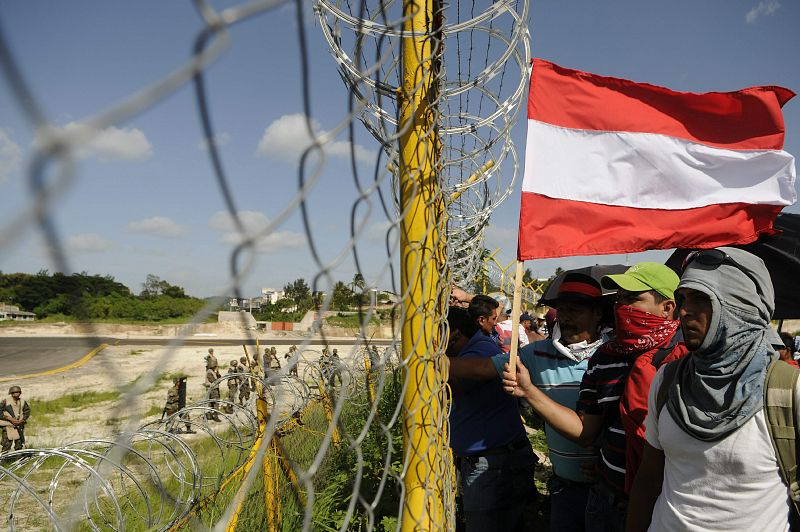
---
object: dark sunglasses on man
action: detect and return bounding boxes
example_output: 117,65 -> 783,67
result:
681,248 -> 762,290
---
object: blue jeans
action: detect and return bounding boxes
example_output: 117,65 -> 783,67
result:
585,482 -> 627,532
549,475 -> 590,532
459,442 -> 538,532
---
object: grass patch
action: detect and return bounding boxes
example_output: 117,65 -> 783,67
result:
29,315 -> 218,325
30,390 -> 121,417
324,313 -> 381,328
30,390 -> 122,428
119,371 -> 187,394
144,404 -> 163,417
528,427 -> 548,455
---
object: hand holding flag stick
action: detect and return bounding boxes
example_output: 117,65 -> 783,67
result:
507,260 -> 525,375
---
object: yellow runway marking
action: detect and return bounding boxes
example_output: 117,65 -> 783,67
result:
0,343 -> 109,382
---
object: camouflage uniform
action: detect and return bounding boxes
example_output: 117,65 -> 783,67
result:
329,349 -> 343,387
285,345 -> 299,377
204,354 -> 222,422
319,349 -> 331,383
225,360 -> 240,413
266,348 -> 282,379
238,356 -> 251,404
164,378 -> 194,433
1,386 -> 30,452
369,346 -> 381,369
261,347 -> 275,376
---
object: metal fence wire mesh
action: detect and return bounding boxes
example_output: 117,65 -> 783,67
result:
0,0 -> 529,529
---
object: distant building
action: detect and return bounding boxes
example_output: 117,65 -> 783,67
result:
0,304 -> 36,321
378,291 -> 400,304
260,288 -> 284,305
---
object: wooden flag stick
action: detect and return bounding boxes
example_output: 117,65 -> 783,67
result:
508,260 -> 525,376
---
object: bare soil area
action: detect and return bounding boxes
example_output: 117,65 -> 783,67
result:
17,341 -> 358,449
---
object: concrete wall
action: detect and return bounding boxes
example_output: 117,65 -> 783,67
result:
217,311 -> 258,328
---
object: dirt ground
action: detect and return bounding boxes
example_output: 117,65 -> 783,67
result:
15,339 -> 362,448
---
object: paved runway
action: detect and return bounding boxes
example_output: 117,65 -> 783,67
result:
0,336 -> 396,376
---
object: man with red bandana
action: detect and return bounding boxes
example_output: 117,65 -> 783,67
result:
600,264 -> 688,495
502,262 -> 684,532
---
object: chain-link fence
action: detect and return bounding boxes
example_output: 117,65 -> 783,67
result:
0,0 -> 529,529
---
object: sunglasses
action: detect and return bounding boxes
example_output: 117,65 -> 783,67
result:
681,249 -> 761,289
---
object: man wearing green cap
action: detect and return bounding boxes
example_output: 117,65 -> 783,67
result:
600,263 -> 688,496
502,262 -> 685,532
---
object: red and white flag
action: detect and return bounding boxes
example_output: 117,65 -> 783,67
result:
518,59 -> 797,260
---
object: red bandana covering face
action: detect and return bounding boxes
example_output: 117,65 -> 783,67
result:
603,304 -> 679,356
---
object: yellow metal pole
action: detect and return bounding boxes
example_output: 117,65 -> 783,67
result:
318,378 -> 341,445
399,0 -> 448,528
365,357 -> 375,404
222,396 -> 269,532
263,440 -> 280,532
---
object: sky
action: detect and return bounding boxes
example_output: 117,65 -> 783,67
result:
0,0 -> 797,299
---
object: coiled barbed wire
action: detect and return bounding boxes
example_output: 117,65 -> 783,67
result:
314,0 -> 531,288
0,350 -> 401,530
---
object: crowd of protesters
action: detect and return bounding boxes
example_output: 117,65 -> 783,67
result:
447,248 -> 800,532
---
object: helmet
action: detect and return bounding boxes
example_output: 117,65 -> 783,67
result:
208,348 -> 214,354
8,386 -> 21,394
231,359 -> 238,366
240,356 -> 247,364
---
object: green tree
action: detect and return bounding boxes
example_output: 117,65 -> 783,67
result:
523,268 -> 534,284
283,278 -> 312,311
540,267 -> 566,295
140,274 -> 188,299
332,281 -> 353,311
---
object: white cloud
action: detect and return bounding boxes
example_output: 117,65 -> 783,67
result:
68,233 -> 114,253
198,132 -> 232,151
746,0 -> 781,23
128,216 -> 188,238
41,122 -> 153,161
0,129 -> 22,182
485,224 -> 517,247
366,220 -> 396,243
208,210 -> 270,232
256,113 -> 375,164
130,246 -> 168,257
208,210 -> 305,253
220,230 -> 305,253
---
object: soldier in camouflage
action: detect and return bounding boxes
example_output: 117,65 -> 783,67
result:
163,377 -> 194,433
225,360 -> 240,413
1,385 -> 30,452
266,347 -> 282,379
238,356 -> 251,404
203,355 -> 222,422
285,345 -> 299,377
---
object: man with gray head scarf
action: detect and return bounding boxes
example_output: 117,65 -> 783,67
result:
628,247 -> 793,532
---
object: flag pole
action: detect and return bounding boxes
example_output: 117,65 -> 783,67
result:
508,260 -> 524,375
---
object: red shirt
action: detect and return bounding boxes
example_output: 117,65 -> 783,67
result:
619,342 -> 688,493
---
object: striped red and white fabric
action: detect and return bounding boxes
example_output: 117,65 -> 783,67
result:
518,58 -> 797,260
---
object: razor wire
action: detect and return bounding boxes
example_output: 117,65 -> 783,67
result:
0,350 -> 403,530
314,0 -> 531,288
0,0 -> 529,529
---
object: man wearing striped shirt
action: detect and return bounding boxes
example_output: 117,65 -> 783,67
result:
503,263 -> 681,532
